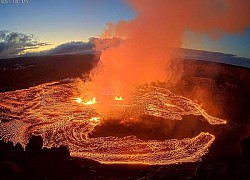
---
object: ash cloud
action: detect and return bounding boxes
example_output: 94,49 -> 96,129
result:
0,30 -> 50,59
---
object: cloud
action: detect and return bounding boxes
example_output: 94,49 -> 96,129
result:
0,31 -> 113,58
24,37 -> 124,57
25,40 -> 95,57
48,41 -> 94,55
0,30 -> 50,59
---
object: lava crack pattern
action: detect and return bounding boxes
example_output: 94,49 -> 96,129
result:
0,80 -> 225,165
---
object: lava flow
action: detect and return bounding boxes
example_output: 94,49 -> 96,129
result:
0,79 -> 226,165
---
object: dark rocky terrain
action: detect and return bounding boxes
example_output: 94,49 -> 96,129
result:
0,54 -> 98,92
1,135 -> 250,179
171,59 -> 250,156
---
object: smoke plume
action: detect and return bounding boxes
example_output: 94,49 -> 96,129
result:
82,0 -> 250,115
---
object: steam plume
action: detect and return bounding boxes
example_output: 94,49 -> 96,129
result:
83,0 -> 250,112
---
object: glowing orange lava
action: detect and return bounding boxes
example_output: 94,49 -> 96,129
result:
83,97 -> 96,105
115,96 -> 123,101
74,97 -> 83,104
90,117 -> 100,122
0,80 -> 226,165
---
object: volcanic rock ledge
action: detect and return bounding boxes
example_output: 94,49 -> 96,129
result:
1,135 -> 250,179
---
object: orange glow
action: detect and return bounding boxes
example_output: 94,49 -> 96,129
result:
86,0 -> 250,101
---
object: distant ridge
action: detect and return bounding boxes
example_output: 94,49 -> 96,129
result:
173,48 -> 250,68
1,47 -> 249,68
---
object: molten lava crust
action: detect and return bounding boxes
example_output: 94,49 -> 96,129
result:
0,80 -> 226,165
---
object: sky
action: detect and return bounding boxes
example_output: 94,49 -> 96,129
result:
0,0 -> 135,43
0,0 -> 250,58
